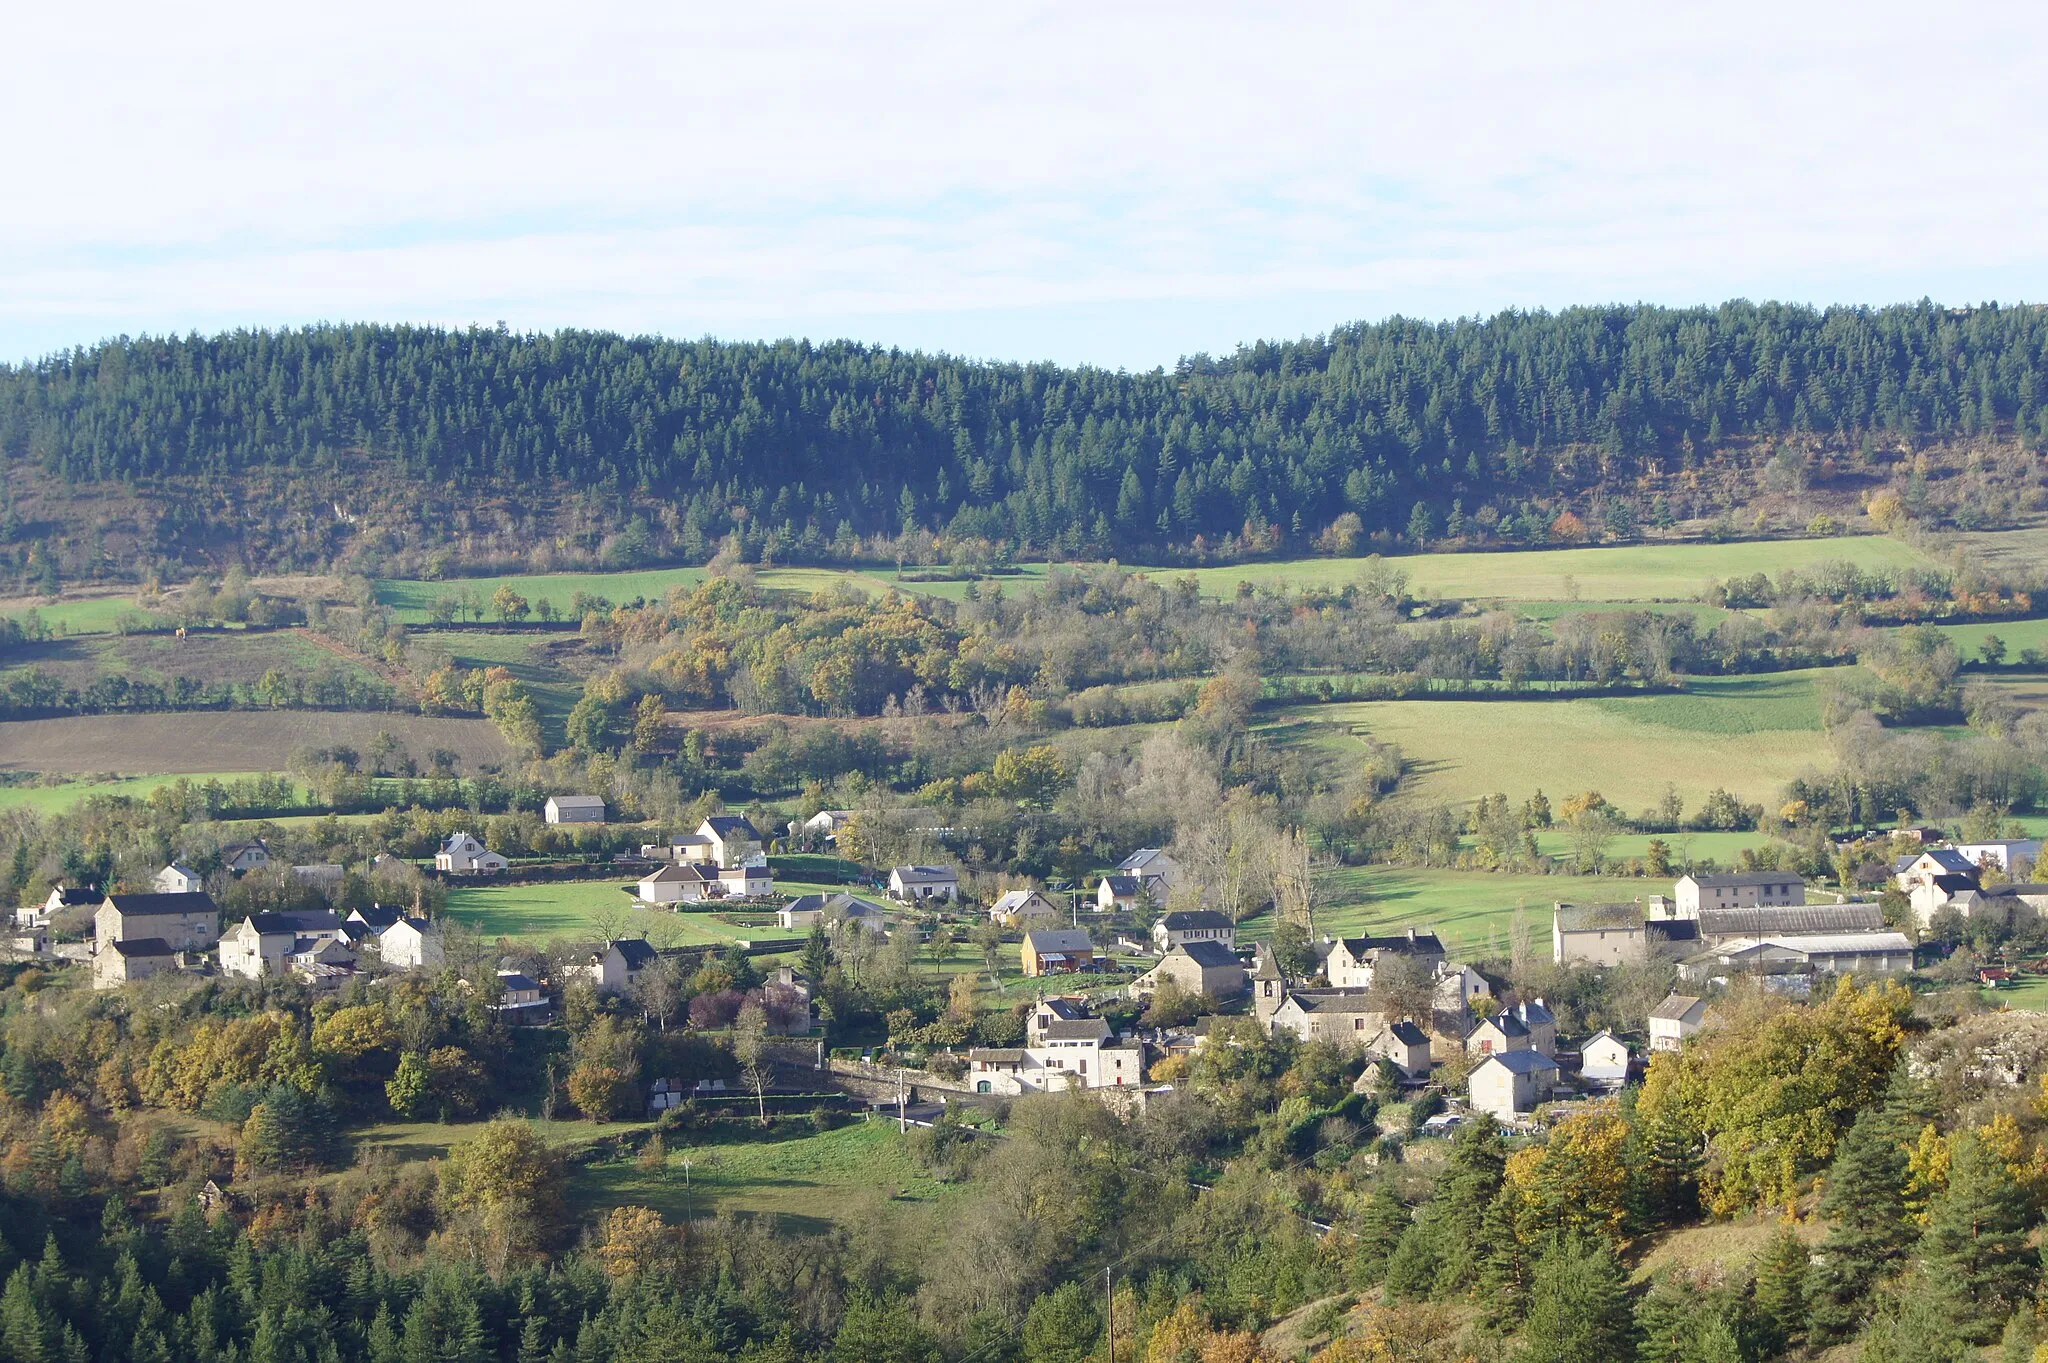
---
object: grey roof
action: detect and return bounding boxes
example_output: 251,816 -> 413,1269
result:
1514,999 -> 1554,1025
548,794 -> 606,809
786,892 -> 890,919
1342,932 -> 1446,957
612,939 -> 658,969
1685,872 -> 1804,888
1478,1012 -> 1529,1038
2002,884 -> 2048,897
891,865 -> 957,884
643,862 -> 711,883
1100,875 -> 1140,896
1292,990 -> 1384,1014
1581,1029 -> 1627,1052
1479,1049 -> 1560,1075
1252,942 -> 1284,980
349,905 -> 405,930
1646,920 -> 1701,944
106,937 -> 176,958
1160,910 -> 1233,931
1697,904 -> 1886,938
1118,848 -> 1170,871
1555,902 -> 1643,931
243,911 -> 330,936
50,887 -> 101,907
1384,1020 -> 1429,1045
1023,929 -> 1095,954
1040,998 -> 1090,1021
992,889 -> 1058,914
1927,874 -> 1979,893
703,815 -> 761,840
1650,993 -> 1707,1022
1174,940 -> 1242,968
1721,931 -> 1915,956
1901,848 -> 1976,874
496,972 -> 540,992
106,891 -> 218,917
1041,1019 -> 1111,1041
969,1048 -> 1026,1063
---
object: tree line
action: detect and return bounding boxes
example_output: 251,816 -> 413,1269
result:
6,301 -> 2048,568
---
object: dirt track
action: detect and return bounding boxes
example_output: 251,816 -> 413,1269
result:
0,712 -> 512,774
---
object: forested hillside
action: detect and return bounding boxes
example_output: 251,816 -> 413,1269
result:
2,301 -> 2046,577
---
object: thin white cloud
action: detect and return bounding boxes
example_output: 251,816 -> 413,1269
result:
3,2 -> 2046,365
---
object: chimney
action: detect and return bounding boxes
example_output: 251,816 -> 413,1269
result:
1406,927 -> 1416,941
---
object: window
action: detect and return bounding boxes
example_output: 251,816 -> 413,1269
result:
976,1081 -> 991,1094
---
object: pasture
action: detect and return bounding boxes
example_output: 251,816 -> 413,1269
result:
1930,616 -> 2048,658
1270,865 -> 1653,958
440,878 -> 847,947
569,1120 -> 950,1236
0,591 -> 167,637
0,629 -> 380,693
375,565 -> 912,622
1267,670 -> 1832,811
0,771 -> 264,815
1161,535 -> 1933,603
0,712 -> 511,775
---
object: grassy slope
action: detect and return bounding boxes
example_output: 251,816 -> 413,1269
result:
1158,535 -> 1934,602
0,771 -> 266,815
0,712 -> 511,776
441,878 -> 852,946
1258,866 -> 1654,959
568,1120 -> 953,1235
1265,671 -> 1831,811
376,566 -> 910,622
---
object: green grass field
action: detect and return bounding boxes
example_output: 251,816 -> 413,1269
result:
568,1120 -> 950,1234
376,566 -> 914,622
1156,536 -> 1932,603
1983,977 -> 2048,1011
0,593 -> 168,637
1267,671 -> 1831,811
1263,866 -> 1654,959
441,878 -> 854,946
1930,617 -> 2048,659
0,771 -> 265,815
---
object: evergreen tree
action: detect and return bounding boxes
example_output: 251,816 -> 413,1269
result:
1019,1281 -> 1097,1363
1475,1187 -> 1531,1329
1917,1133 -> 2038,1343
1347,1187 -> 1412,1289
1430,1121 -> 1507,1298
1750,1224 -> 1808,1356
1521,1238 -> 1636,1363
1803,1107 -> 1916,1344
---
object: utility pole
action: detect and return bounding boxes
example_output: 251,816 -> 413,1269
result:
897,1067 -> 907,1133
1104,1266 -> 1114,1363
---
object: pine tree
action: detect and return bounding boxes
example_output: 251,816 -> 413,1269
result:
1475,1187 -> 1530,1328
1751,1224 -> 1808,1356
1347,1187 -> 1411,1288
1916,1133 -> 2037,1343
1521,1238 -> 1636,1363
1430,1121 -> 1507,1298
1803,1107 -> 1916,1344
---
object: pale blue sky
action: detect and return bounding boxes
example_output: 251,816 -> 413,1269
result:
5,3 -> 2046,369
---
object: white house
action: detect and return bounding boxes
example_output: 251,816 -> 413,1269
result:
218,910 -> 345,979
1673,872 -> 1805,916
1955,839 -> 2043,873
1434,962 -> 1491,1012
492,971 -> 552,1024
545,795 -> 607,825
637,863 -> 716,905
154,864 -> 203,895
342,905 -> 405,948
799,810 -> 853,839
96,892 -> 220,953
715,864 -> 773,898
990,889 -> 1064,928
1116,849 -> 1182,898
888,866 -> 959,902
378,917 -> 444,971
1469,1049 -> 1561,1120
222,840 -> 272,874
1095,875 -> 1141,913
1320,929 -> 1445,989
578,939 -> 659,994
1267,990 -> 1387,1049
435,833 -> 508,874
964,1000 -> 1145,1094
1579,1030 -> 1632,1088
1894,848 -> 1979,892
779,893 -> 893,933
1152,909 -> 1236,953
1649,993 -> 1708,1052
698,816 -> 764,869
1133,940 -> 1246,999
29,885 -> 99,927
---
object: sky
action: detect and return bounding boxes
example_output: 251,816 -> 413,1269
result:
5,3 -> 2047,370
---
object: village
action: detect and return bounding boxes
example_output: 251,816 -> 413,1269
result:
17,789 -> 2042,1136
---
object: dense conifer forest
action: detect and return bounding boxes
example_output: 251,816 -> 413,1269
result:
3,301 -> 2045,570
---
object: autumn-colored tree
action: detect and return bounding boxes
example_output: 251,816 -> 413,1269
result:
593,1205 -> 675,1279
1549,509 -> 1587,542
1504,1102 -> 1631,1244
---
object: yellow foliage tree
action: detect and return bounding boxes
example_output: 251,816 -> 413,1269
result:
1503,1102 -> 1631,1243
593,1205 -> 674,1279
